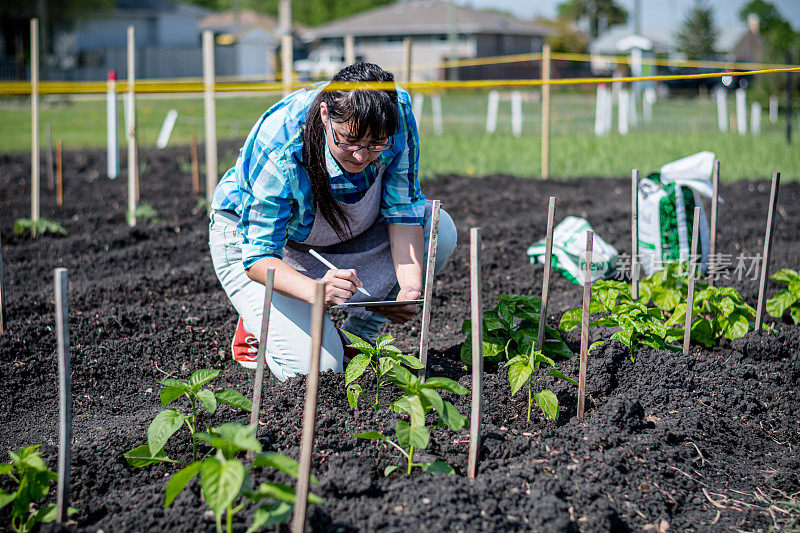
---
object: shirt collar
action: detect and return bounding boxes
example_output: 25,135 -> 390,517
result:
324,135 -> 345,179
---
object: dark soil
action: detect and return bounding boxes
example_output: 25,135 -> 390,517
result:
1,143 -> 799,532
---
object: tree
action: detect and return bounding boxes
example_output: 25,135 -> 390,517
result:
534,16 -> 588,54
738,0 -> 798,60
556,0 -> 628,39
181,0 -> 395,27
675,0 -> 717,59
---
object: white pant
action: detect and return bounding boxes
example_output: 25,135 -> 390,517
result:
208,209 -> 457,381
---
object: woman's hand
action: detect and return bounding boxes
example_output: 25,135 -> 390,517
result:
373,288 -> 422,324
320,268 -> 363,306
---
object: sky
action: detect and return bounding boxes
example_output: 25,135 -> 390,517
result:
453,0 -> 800,32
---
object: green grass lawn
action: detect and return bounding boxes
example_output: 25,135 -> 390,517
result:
1,90 -> 797,181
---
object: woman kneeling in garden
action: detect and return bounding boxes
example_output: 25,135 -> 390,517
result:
208,63 -> 456,381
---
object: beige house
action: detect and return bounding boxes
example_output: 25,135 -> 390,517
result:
303,0 -> 552,81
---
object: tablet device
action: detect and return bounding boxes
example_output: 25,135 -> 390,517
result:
331,299 -> 424,309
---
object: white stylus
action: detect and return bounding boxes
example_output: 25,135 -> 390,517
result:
309,248 -> 371,297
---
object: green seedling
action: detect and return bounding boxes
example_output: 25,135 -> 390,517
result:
460,294 -> 573,367
767,268 -> 800,324
342,331 -> 424,409
0,445 -> 77,533
560,280 -> 682,360
666,285 -> 756,347
124,369 -> 253,466
639,261 -> 696,311
127,203 -> 161,225
12,218 -> 66,238
506,348 -> 578,422
165,422 -> 322,533
355,365 -> 468,476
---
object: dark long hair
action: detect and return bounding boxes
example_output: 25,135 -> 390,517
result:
303,63 -> 399,239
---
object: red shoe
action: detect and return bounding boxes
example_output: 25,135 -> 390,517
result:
231,317 -> 259,369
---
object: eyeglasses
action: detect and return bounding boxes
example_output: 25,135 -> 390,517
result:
328,117 -> 393,152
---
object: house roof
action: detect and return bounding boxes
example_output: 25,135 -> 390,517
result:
199,9 -> 308,35
306,0 -> 553,39
115,0 -> 210,18
715,25 -> 753,53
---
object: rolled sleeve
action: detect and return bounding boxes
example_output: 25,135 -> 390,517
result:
238,147 -> 295,269
381,94 -> 425,225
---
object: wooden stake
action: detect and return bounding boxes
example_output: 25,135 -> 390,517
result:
418,200 -> 441,378
53,268 -> 72,523
541,43 -> 551,179
683,207 -> 701,355
0,232 -> 5,335
203,30 -> 218,215
577,230 -> 593,421
31,19 -> 40,224
56,140 -> 63,207
291,281 -> 325,533
127,26 -> 137,226
45,123 -> 54,190
190,135 -> 199,194
344,34 -> 355,66
249,268 -> 275,442
467,227 -> 483,479
536,197 -> 556,351
755,172 -> 780,333
281,33 -> 293,97
631,169 -> 640,299
708,160 -> 720,286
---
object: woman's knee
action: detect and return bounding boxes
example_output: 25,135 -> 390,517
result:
434,208 -> 457,274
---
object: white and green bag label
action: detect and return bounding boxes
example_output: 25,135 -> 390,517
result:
527,216 -> 618,286
638,151 -> 714,275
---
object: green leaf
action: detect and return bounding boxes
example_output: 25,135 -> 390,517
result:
160,386 -> 187,408
437,400 -> 468,431
189,369 -> 220,391
0,488 -> 17,509
250,482 -> 323,504
201,456 -> 246,515
14,469 -> 52,517
354,431 -> 387,440
690,317 -> 715,348
534,390 -> 559,420
395,421 -> 429,450
767,289 -> 796,318
789,303 -> 800,325
384,465 -> 399,477
722,314 -> 750,340
588,340 -> 604,353
157,378 -> 189,389
197,388 -> 217,415
404,395 -> 426,426
375,333 -> 394,350
771,268 -> 799,284
341,330 -> 374,351
559,308 -> 582,331
147,409 -> 185,456
546,369 -> 578,386
197,423 -> 261,456
252,452 -> 318,484
247,502 -> 293,532
507,361 -> 533,396
214,389 -> 252,411
398,353 -> 425,369
420,377 -> 469,395
164,462 -> 202,508
123,444 -> 179,467
387,364 -> 417,390
344,353 -> 371,387
421,461 -> 455,475
347,384 -> 362,409
0,463 -> 14,476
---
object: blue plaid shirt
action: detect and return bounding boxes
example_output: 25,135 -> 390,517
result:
211,83 -> 424,270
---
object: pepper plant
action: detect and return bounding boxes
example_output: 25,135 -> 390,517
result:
342,331 -> 424,409
164,422 -> 322,533
666,286 -> 756,347
767,268 -> 800,324
506,348 -> 577,422
124,369 -> 253,466
355,365 -> 468,476
560,281 -> 682,360
0,445 -> 77,533
639,261 -> 695,311
460,294 -> 573,367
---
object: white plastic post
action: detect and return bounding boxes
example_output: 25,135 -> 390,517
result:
126,26 -> 137,227
769,95 -> 778,124
643,87 -> 655,123
750,103 -> 761,134
618,89 -> 629,135
604,85 -> 614,133
628,90 -> 638,127
203,30 -> 218,214
716,88 -> 728,132
736,88 -> 747,135
156,109 -> 179,149
344,34 -> 355,66
432,93 -> 443,136
486,90 -> 499,134
595,84 -> 607,136
511,91 -> 522,137
31,19 -> 40,225
412,94 -> 424,125
106,71 -> 118,179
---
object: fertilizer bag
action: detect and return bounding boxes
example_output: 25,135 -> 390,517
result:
638,151 -> 714,275
527,216 -> 618,286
